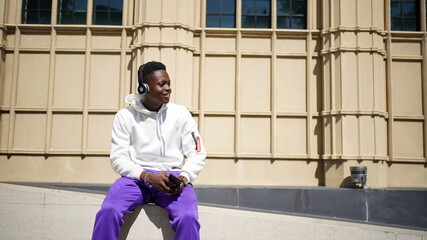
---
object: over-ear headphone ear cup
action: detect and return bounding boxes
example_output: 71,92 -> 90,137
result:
138,83 -> 150,95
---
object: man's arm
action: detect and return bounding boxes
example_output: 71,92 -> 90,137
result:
110,111 -> 144,179
179,109 -> 207,183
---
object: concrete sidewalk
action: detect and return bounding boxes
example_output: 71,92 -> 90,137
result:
0,183 -> 426,240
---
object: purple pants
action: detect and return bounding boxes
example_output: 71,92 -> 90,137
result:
92,174 -> 200,240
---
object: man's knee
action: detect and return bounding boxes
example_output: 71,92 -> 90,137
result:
96,203 -> 122,220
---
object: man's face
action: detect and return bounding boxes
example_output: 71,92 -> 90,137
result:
145,70 -> 172,106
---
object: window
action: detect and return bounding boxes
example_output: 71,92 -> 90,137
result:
242,0 -> 271,28
391,0 -> 420,31
58,0 -> 87,24
277,0 -> 306,29
22,0 -> 52,24
206,0 -> 236,28
93,0 -> 123,25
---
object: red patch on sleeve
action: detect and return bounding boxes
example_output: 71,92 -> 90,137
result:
196,137 -> 201,152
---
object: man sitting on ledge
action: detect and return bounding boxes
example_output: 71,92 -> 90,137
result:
92,61 -> 206,240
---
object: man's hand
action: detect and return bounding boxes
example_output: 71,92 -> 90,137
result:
141,172 -> 186,195
143,172 -> 172,193
169,175 -> 187,195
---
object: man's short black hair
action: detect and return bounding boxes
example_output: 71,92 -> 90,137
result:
138,61 -> 166,84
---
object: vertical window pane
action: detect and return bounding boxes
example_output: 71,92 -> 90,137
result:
291,17 -> 305,29
277,0 -> 290,15
293,1 -> 306,14
40,0 -> 51,9
222,0 -> 236,14
207,15 -> 220,27
402,2 -> 416,16
27,0 -> 39,9
403,18 -> 416,30
94,12 -> 108,25
222,15 -> 236,28
391,18 -> 402,30
26,11 -> 39,23
256,1 -> 271,15
110,12 -> 123,25
256,16 -> 270,27
59,12 -> 74,24
39,12 -> 51,24
75,0 -> 87,10
242,16 -> 255,28
207,0 -> 220,13
391,2 -> 402,17
110,0 -> 122,10
277,16 -> 290,28
61,0 -> 73,11
242,0 -> 255,14
75,12 -> 87,24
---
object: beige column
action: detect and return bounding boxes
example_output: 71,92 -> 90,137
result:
131,0 -> 196,110
321,0 -> 388,188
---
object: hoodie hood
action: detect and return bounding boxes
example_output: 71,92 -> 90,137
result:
125,94 -> 167,115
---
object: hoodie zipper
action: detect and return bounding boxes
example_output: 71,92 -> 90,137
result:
155,111 -> 166,156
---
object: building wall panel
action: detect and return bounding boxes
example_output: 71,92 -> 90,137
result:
86,114 -> 115,152
359,116 -> 375,156
340,52 -> 358,110
276,38 -> 306,53
204,116 -> 235,154
13,113 -> 46,151
342,115 -> 359,156
394,121 -> 424,159
391,41 -> 422,57
241,57 -> 270,112
204,56 -> 236,111
20,33 -> 51,49
359,53 -> 374,110
50,114 -> 83,152
276,58 -> 306,113
240,117 -> 271,155
392,61 -> 422,116
0,155 -> 116,183
197,158 -> 320,186
1,53 -> 13,107
357,0 -> 372,27
89,54 -> 121,109
276,118 -> 307,155
91,33 -> 122,50
16,53 -> 50,108
53,54 -> 85,109
56,32 -> 86,50
241,37 -> 271,53
0,113 -> 9,151
205,37 -> 236,52
311,58 -> 322,113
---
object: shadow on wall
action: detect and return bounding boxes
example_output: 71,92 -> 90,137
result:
119,204 -> 175,240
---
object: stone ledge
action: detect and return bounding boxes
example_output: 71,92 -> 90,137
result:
1,183 -> 426,240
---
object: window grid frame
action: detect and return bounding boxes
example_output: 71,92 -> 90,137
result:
22,0 -> 53,24
92,0 -> 123,26
241,0 -> 272,28
390,0 -> 421,31
206,0 -> 236,28
57,0 -> 88,25
276,0 -> 307,29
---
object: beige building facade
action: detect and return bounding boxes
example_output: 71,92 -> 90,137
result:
0,0 -> 426,188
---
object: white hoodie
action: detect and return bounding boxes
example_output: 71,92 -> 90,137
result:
110,94 -> 206,183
